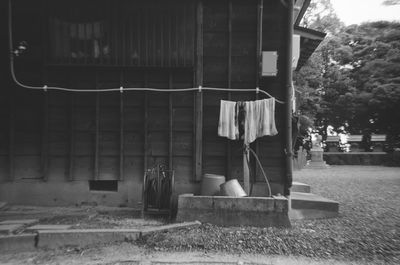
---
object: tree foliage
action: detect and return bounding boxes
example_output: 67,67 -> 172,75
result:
295,1 -> 400,147
382,0 -> 400,5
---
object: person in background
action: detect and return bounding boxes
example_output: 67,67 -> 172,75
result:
361,128 -> 373,152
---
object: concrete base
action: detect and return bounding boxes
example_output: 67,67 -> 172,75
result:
289,192 -> 339,220
306,148 -> 329,169
0,224 -> 24,235
0,234 -> 36,252
0,222 -> 200,252
26,224 -> 72,232
324,152 -> 387,165
291,182 -> 311,193
0,219 -> 38,226
176,194 -> 290,228
37,229 -> 141,249
305,161 -> 330,169
0,180 -> 200,208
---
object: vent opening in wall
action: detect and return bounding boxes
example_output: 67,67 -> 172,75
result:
89,180 -> 118,192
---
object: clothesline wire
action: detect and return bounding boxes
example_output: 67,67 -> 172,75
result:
9,60 -> 285,104
7,0 -> 285,104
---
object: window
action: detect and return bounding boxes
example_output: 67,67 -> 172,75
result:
89,180 -> 118,192
47,0 -> 195,67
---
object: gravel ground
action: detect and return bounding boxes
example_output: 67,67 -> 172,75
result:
138,166 -> 400,264
0,206 -> 167,230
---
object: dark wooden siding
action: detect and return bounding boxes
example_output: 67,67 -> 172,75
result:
1,0 -> 289,195
201,0 -> 287,188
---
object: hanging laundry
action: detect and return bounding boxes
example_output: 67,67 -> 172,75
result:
244,98 -> 278,144
218,100 -> 239,140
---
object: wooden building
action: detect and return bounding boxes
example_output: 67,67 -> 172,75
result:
0,0 -> 324,206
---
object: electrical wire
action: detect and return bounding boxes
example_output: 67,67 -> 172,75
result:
7,0 -> 285,104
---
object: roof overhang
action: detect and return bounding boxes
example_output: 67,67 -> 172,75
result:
294,0 -> 311,26
294,26 -> 326,70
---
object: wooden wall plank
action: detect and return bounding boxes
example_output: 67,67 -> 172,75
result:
119,92 -> 124,180
41,92 -> 49,181
94,93 -> 100,180
143,75 -> 149,174
68,94 -> 75,181
8,89 -> 15,181
169,72 -> 173,171
194,0 -> 204,181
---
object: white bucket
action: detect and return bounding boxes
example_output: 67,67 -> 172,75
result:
200,174 -> 226,196
220,179 -> 247,197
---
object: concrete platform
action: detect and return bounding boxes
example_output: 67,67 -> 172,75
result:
26,224 -> 72,232
305,161 -> 330,169
37,229 -> 141,249
37,221 -> 201,249
176,194 -> 291,228
324,152 -> 387,165
0,234 -> 36,252
0,219 -> 38,226
291,182 -> 311,193
0,224 -> 24,235
290,192 -> 339,220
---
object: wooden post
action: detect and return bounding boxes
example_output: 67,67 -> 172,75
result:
226,0 -> 232,180
194,0 -> 203,181
254,0 -> 264,184
285,0 -> 294,196
256,0 -> 263,88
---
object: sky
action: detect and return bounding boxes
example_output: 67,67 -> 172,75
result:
330,0 -> 400,25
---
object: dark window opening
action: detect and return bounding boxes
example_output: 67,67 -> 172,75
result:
47,0 -> 195,67
89,180 -> 118,192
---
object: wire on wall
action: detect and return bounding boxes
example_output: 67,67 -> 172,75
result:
7,0 -> 285,104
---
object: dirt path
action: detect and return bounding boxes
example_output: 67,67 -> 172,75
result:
0,243 -> 381,265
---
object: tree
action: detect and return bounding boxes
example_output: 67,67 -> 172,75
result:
382,0 -> 400,5
300,0 -> 345,35
295,1 -> 400,148
345,22 -> 400,143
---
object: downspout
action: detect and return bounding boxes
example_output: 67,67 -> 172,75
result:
284,0 -> 294,196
